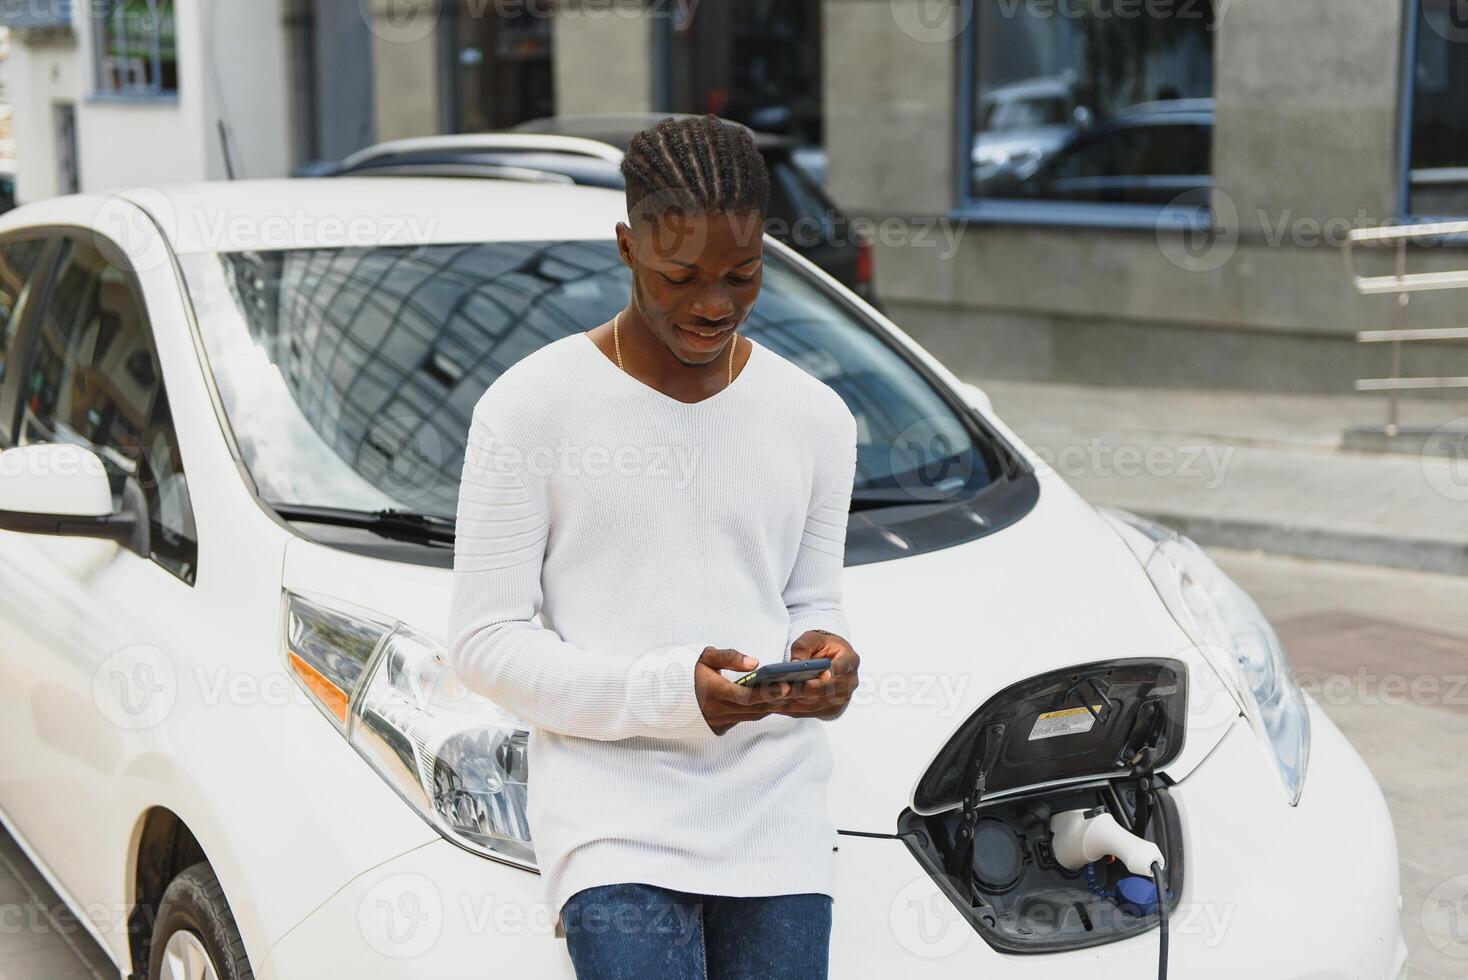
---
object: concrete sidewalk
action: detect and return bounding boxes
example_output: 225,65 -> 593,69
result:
974,379 -> 1468,576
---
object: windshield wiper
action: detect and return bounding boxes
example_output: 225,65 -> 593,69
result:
269,504 -> 456,544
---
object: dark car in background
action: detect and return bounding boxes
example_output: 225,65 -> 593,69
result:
985,99 -> 1213,206
323,113 -> 876,303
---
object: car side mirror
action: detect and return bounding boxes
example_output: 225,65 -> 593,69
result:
957,381 -> 993,416
0,443 -> 138,544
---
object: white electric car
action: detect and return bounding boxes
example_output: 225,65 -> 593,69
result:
0,178 -> 1404,979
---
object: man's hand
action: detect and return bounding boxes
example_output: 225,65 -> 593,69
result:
772,630 -> 860,721
693,647 -> 802,736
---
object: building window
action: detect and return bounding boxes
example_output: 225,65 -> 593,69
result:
93,0 -> 178,97
1406,0 -> 1468,217
957,0 -> 1217,225
661,0 -> 823,149
450,3 -> 554,131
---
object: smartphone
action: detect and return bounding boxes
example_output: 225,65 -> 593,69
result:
733,658 -> 833,688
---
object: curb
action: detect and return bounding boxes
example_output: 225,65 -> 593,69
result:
1134,510 -> 1468,578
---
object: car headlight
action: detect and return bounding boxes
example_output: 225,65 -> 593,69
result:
1098,509 -> 1311,805
281,589 -> 535,867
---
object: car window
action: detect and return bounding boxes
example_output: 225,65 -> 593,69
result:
16,237 -> 198,584
1052,123 -> 1210,181
988,97 -> 1068,130
1153,124 -> 1211,176
0,239 -> 47,428
1049,128 -> 1129,179
137,382 -> 198,584
178,239 -> 1008,528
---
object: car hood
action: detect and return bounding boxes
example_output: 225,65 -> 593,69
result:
281,470 -> 1240,837
820,471 -> 1239,832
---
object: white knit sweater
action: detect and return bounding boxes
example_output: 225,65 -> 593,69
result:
446,330 -> 859,932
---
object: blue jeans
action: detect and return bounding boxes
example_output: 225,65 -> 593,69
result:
561,882 -> 833,980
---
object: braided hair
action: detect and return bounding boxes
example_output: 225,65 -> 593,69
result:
620,113 -> 770,226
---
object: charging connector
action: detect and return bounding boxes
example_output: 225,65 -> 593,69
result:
1052,807 -> 1170,980
1049,807 -> 1165,877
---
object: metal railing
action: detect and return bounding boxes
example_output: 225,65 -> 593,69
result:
1344,220 -> 1468,433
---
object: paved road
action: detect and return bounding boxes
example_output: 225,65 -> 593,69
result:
982,378 -> 1468,574
1,548 -> 1464,978
1215,549 -> 1468,980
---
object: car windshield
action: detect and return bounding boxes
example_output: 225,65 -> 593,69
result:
177,239 -> 1007,524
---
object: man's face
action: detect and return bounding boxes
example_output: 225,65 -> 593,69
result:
616,206 -> 764,365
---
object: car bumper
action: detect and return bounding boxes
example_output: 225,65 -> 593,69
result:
259,701 -> 1404,979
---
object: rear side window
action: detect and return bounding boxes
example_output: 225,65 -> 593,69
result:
17,237 -> 197,584
0,239 -> 45,403
18,239 -> 152,469
137,383 -> 197,584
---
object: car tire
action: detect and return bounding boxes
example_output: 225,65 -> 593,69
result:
147,861 -> 253,980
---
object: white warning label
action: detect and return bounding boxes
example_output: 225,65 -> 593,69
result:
1028,705 -> 1103,741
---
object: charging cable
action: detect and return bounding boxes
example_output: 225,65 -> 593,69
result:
1151,860 -> 1169,980
1050,808 -> 1170,980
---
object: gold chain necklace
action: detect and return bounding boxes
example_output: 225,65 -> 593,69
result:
614,309 -> 736,389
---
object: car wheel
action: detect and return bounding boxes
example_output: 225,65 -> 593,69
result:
147,861 -> 253,980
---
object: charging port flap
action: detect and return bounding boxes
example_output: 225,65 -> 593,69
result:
911,659 -> 1187,816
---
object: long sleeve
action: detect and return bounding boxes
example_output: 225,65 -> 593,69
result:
782,406 -> 859,656
446,410 -> 715,742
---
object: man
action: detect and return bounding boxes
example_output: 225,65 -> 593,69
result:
446,113 -> 860,979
